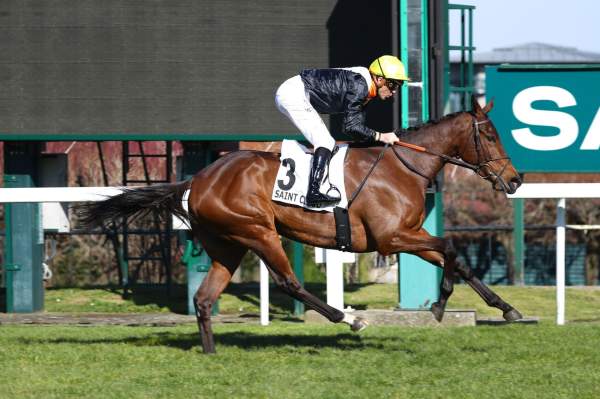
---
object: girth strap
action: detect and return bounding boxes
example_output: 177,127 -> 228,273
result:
334,144 -> 390,252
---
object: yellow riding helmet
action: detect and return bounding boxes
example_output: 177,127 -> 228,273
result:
369,55 -> 410,81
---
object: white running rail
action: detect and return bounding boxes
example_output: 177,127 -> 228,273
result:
508,183 -> 600,325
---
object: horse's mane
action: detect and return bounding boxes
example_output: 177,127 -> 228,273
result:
400,110 -> 469,134
348,110 -> 470,149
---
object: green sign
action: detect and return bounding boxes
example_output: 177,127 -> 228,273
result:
486,65 -> 600,172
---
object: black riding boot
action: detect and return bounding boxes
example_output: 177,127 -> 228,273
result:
306,147 -> 341,208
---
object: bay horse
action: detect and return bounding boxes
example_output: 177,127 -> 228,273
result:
78,96 -> 523,354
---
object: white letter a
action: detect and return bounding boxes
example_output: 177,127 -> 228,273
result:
580,107 -> 600,150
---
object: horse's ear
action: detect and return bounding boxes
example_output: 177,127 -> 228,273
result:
482,98 -> 494,114
470,94 -> 482,113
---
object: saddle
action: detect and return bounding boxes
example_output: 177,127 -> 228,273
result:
272,140 -> 352,250
272,140 -> 349,211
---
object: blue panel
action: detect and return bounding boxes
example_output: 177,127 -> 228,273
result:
187,270 -> 209,316
4,175 -> 44,313
182,240 -> 217,316
486,66 -> 600,173
399,193 -> 442,309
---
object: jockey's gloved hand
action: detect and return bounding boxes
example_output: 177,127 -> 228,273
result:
376,132 -> 400,145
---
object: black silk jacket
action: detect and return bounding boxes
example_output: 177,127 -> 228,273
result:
300,68 -> 376,142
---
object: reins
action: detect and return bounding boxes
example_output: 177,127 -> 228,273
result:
392,117 -> 512,180
393,119 -> 505,175
346,115 -> 513,207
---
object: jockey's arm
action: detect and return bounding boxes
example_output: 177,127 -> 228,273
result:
343,108 -> 399,145
343,110 -> 376,141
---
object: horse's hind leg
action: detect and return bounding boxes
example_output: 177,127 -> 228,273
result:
193,242 -> 247,354
388,231 -> 455,321
410,248 -> 454,322
251,232 -> 368,332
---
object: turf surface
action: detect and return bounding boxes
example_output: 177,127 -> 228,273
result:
1,322 -> 599,398
2,285 -> 600,398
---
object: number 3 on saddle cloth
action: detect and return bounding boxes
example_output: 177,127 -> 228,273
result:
272,140 -> 349,211
272,140 -> 352,250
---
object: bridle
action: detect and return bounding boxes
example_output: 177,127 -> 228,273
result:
460,115 -> 513,191
348,114 -> 514,208
391,114 -> 513,191
463,116 -> 512,182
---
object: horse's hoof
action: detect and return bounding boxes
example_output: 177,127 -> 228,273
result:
503,308 -> 523,322
350,317 -> 369,333
431,302 -> 445,322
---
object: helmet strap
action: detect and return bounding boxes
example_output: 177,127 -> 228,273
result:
377,58 -> 387,80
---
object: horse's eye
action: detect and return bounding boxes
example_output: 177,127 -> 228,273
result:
485,134 -> 496,143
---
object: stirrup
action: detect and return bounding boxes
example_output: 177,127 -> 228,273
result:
326,184 -> 341,200
306,196 -> 340,208
306,188 -> 340,208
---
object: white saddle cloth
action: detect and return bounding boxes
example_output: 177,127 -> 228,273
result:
272,140 -> 348,212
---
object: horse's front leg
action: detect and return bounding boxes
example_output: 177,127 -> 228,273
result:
410,244 -> 523,322
409,248 -> 454,322
385,230 -> 523,322
413,239 -> 523,322
453,259 -> 523,321
383,230 -> 454,321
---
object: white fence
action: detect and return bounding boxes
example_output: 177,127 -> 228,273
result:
508,183 -> 600,325
0,186 -> 354,324
5,184 -> 598,325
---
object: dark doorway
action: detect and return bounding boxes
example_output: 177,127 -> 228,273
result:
327,0 -> 395,137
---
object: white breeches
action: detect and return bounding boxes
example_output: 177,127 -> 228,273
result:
275,75 -> 336,151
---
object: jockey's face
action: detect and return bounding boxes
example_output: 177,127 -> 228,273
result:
374,76 -> 400,100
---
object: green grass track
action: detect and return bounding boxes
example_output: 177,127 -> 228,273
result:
1,322 -> 599,398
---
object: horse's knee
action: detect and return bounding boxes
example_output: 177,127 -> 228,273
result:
278,276 -> 302,295
194,296 -> 212,320
455,262 -> 474,280
441,276 -> 454,296
444,241 -> 457,261
267,270 -> 299,292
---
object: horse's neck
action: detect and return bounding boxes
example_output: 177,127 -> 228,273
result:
398,113 -> 471,179
403,112 -> 470,153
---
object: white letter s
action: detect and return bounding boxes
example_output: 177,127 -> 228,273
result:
511,86 -> 578,151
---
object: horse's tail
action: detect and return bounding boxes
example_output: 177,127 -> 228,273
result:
76,180 -> 191,229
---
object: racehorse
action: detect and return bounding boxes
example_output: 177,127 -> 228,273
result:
78,96 -> 523,354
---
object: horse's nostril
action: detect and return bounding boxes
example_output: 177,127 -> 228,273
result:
510,176 -> 522,188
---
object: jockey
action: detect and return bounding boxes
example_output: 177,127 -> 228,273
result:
275,55 -> 409,208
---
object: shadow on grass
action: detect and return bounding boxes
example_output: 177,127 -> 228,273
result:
570,317 -> 600,323
215,331 -> 382,351
17,330 -> 397,352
